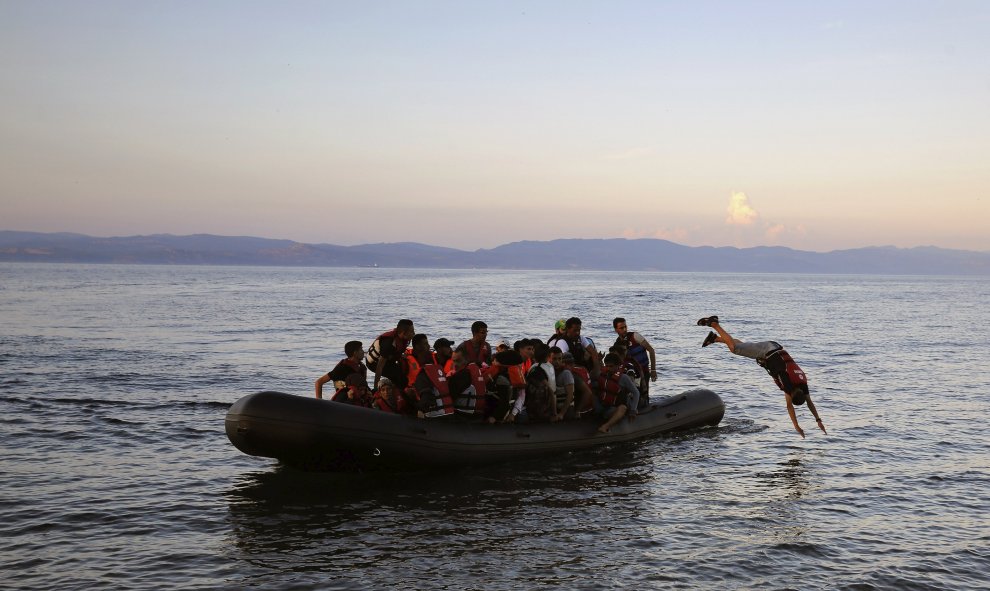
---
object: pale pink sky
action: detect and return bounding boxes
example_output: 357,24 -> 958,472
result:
2,2 -> 988,252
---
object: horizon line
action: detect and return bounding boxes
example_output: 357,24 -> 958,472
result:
1,228 -> 988,255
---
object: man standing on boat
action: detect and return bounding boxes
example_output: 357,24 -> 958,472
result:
612,317 -> 658,395
698,315 -> 827,438
366,319 -> 415,390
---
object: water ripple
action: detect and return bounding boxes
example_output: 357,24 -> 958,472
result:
1,266 -> 989,589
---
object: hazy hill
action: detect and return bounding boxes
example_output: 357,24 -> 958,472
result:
1,231 -> 988,275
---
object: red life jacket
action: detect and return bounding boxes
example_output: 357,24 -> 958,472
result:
597,368 -> 625,406
330,387 -> 348,403
570,365 -> 591,387
373,390 -> 408,414
463,340 -> 491,367
452,363 -> 488,415
767,349 -> 807,393
420,363 -> 455,417
335,386 -> 373,408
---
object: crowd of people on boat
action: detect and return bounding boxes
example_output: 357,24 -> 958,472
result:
315,317 -> 658,433
315,315 -> 826,437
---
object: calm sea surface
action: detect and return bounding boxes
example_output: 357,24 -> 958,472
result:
1,264 -> 988,590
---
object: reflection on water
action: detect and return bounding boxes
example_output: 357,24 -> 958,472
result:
221,437 -> 688,588
755,455 -> 813,501
752,452 -> 818,548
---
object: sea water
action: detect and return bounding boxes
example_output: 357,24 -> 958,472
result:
1,263 -> 988,590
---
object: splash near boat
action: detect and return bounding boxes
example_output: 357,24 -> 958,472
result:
225,389 -> 724,471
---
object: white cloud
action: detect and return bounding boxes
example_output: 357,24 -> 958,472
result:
763,222 -> 809,245
725,191 -> 759,225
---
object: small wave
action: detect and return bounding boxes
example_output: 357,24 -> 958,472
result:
18,395 -> 233,412
771,541 -> 832,558
0,416 -> 30,425
83,372 -> 147,383
31,429 -> 89,442
178,426 -> 216,437
216,327 -> 298,335
715,417 -> 768,435
51,397 -> 133,407
102,416 -> 142,426
145,400 -> 232,411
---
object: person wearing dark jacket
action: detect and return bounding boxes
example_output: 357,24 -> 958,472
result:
594,353 -> 641,433
315,340 -> 367,399
366,319 -> 415,390
698,315 -> 826,438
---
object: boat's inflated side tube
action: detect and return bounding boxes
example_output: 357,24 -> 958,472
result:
225,388 -> 724,471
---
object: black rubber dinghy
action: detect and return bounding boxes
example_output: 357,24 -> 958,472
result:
226,389 -> 725,471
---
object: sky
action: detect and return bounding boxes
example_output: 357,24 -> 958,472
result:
1,1 -> 988,252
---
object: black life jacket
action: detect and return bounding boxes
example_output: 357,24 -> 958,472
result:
550,334 -> 589,368
621,357 -> 642,381
365,329 -> 408,367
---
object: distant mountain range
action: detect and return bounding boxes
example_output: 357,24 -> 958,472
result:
1,231 -> 988,275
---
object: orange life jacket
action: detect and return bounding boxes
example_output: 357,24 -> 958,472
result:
506,364 -> 527,388
405,350 -> 422,386
430,352 -> 454,376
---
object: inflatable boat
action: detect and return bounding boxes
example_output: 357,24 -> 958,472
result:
225,389 -> 725,471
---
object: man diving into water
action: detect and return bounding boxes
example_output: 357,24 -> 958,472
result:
698,316 -> 827,438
